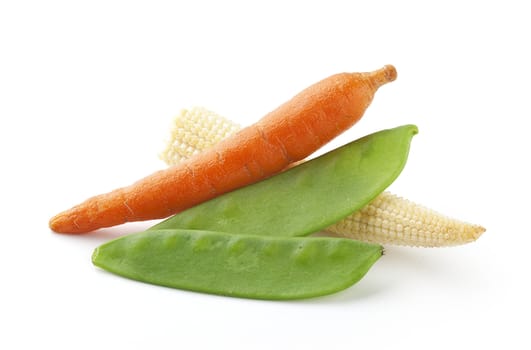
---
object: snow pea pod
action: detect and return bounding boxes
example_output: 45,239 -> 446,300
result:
92,229 -> 382,300
151,124 -> 418,237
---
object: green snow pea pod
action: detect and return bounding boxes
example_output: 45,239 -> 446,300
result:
151,124 -> 418,237
92,229 -> 382,300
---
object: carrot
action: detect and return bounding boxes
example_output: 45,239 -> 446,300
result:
49,65 -> 397,233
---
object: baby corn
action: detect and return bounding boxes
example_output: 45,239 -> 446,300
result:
160,107 -> 485,247
325,191 -> 484,247
160,107 -> 240,164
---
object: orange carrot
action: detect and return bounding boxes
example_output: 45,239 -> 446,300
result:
49,65 -> 397,233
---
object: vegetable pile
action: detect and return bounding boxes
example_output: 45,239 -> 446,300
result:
161,107 -> 484,247
50,65 -> 485,300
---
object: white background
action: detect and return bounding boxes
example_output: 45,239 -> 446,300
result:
1,1 -> 529,349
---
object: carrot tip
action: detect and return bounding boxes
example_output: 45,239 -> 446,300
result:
49,214 -> 64,233
49,212 -> 80,234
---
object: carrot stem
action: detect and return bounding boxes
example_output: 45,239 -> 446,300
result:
367,65 -> 397,88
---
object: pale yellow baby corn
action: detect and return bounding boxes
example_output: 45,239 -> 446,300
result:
160,107 -> 485,247
160,107 -> 240,164
325,192 -> 484,247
